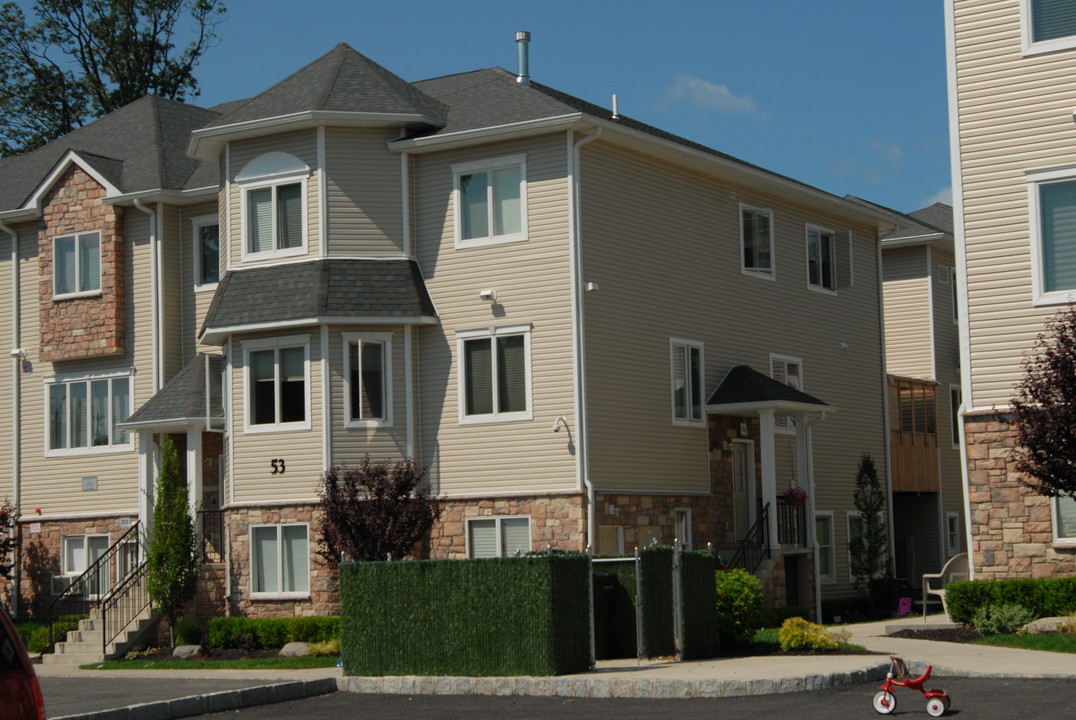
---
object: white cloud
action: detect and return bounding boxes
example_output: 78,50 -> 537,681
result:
663,74 -> 757,115
872,139 -> 904,167
923,187 -> 953,206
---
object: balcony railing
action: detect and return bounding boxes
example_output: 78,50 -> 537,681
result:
776,497 -> 808,547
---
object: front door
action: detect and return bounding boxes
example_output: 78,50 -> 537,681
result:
731,440 -> 755,540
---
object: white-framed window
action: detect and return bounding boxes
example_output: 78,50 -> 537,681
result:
674,508 -> 693,549
1022,0 -> 1076,55
1054,495 -> 1076,544
946,512 -> 962,555
805,224 -> 836,292
457,324 -> 532,424
192,214 -> 220,290
815,512 -> 835,583
343,332 -> 391,427
53,231 -> 101,297
467,516 -> 531,558
237,152 -> 309,260
62,534 -> 110,596
1028,167 -> 1076,305
949,384 -> 962,450
453,154 -> 527,248
242,336 -> 310,432
250,523 -> 309,596
47,373 -> 131,455
770,353 -> 803,431
597,525 -> 625,556
740,204 -> 774,279
670,339 -> 704,425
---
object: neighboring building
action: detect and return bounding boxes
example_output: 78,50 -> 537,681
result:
864,200 -> 965,583
0,38 -> 895,625
946,0 -> 1076,578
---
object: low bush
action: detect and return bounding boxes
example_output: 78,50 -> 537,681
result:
714,569 -> 764,647
306,637 -> 341,657
946,576 -> 1076,624
208,616 -> 340,649
26,616 -> 83,654
778,617 -> 850,652
971,603 -> 1034,636
173,620 -> 204,646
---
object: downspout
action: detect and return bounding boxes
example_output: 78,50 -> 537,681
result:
1,219 -> 20,617
569,127 -> 602,549
133,200 -> 161,392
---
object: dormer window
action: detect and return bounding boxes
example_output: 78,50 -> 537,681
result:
237,152 -> 310,259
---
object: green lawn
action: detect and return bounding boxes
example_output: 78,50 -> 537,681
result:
82,656 -> 340,670
976,633 -> 1076,654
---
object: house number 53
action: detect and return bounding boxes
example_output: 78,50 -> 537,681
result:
270,459 -> 286,475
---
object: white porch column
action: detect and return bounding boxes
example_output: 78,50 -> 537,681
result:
187,428 -> 202,521
759,409 -> 779,549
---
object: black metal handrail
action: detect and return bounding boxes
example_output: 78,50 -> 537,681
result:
197,509 -> 224,562
48,520 -> 143,650
728,502 -> 770,574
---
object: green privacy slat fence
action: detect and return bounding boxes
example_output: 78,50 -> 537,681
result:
340,554 -> 591,677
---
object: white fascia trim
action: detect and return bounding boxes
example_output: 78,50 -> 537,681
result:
0,208 -> 39,221
388,114 -> 583,152
705,401 -> 837,416
202,316 -> 437,345
19,509 -> 140,522
222,497 -> 320,508
189,110 -> 440,159
880,233 -> 946,248
118,418 -> 211,431
23,151 -> 122,211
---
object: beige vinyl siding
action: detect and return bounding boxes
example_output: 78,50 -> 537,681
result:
882,245 -> 933,378
0,235 -> 12,500
930,247 -> 965,531
19,209 -> 154,517
228,332 -> 323,504
412,135 -> 577,497
952,0 -> 1076,408
328,325 -> 408,464
226,130 -> 320,269
325,127 -> 404,256
160,203 -> 183,381
178,201 -> 220,358
578,140 -> 888,539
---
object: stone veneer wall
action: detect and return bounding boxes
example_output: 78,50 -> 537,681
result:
226,504 -> 339,618
965,410 -> 1076,579
429,494 -> 586,558
38,165 -> 125,362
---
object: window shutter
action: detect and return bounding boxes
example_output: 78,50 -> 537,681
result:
501,518 -> 531,556
276,184 -> 302,249
1040,181 -> 1076,292
837,230 -> 853,289
469,520 -> 497,558
497,335 -> 526,413
465,339 -> 493,415
248,188 -> 273,253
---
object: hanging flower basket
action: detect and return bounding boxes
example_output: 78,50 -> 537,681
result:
782,487 -> 808,506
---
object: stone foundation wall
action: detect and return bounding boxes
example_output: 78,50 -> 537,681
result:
965,410 -> 1076,579
429,494 -> 587,558
593,492 -> 724,553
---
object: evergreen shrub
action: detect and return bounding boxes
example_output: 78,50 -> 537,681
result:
946,577 -> 1076,624
714,568 -> 764,647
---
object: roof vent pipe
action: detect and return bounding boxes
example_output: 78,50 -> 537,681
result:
516,31 -> 531,85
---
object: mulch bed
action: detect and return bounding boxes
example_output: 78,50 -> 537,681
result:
888,626 -> 982,643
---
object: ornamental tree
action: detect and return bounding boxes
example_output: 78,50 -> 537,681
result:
317,458 -> 441,563
1011,304 -> 1076,499
0,498 -> 18,580
848,453 -> 888,599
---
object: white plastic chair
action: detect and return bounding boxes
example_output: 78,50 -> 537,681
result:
921,552 -> 968,619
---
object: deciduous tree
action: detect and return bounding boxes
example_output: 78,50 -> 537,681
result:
0,0 -> 225,155
317,458 -> 442,563
1011,304 -> 1076,499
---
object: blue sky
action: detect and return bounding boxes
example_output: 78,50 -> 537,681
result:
34,0 -> 954,213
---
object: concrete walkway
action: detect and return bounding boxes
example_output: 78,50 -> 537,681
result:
35,615 -> 1076,718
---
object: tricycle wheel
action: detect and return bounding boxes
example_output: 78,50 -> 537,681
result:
927,697 -> 946,717
873,690 -> 896,714
944,695 -> 951,711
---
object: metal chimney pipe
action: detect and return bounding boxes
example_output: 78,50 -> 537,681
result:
516,31 -> 531,85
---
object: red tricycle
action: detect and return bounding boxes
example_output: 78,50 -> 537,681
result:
873,656 -> 950,717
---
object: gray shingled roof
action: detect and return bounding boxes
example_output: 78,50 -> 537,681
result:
908,203 -> 954,235
706,365 -> 830,408
122,354 -> 224,428
844,196 -> 952,243
201,259 -> 437,339
205,43 -> 447,129
0,95 -> 221,210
